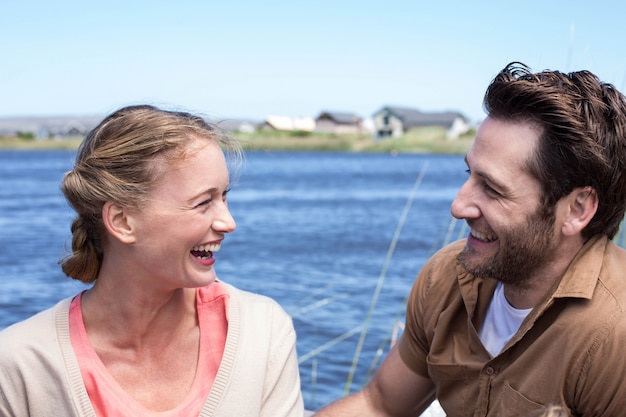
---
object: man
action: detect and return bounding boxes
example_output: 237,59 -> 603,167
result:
314,62 -> 626,416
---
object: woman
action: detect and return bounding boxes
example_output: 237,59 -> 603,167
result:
0,105 -> 304,416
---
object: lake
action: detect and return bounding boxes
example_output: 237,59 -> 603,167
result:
0,149 -> 468,413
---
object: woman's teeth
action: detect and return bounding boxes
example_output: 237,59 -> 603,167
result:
191,243 -> 221,259
192,243 -> 221,253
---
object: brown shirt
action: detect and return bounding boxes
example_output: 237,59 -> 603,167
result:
399,236 -> 626,417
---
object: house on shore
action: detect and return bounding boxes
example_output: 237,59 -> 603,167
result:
314,111 -> 365,134
215,118 -> 260,134
261,115 -> 316,133
0,116 -> 101,138
372,106 -> 472,139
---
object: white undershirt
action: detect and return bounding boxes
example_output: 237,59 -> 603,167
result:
478,282 -> 532,357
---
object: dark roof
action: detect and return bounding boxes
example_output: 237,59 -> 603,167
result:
316,111 -> 362,125
375,106 -> 467,128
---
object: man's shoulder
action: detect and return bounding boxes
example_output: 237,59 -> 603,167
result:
593,240 -> 626,302
409,239 -> 469,299
421,239 -> 467,275
435,239 -> 467,257
603,239 -> 626,273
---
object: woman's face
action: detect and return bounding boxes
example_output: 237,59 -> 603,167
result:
128,139 -> 235,290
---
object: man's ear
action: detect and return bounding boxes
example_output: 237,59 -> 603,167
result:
562,187 -> 598,237
102,201 -> 137,244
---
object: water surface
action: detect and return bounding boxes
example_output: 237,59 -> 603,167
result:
0,149 -> 467,412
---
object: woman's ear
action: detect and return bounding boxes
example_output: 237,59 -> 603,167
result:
102,201 -> 137,244
562,187 -> 598,237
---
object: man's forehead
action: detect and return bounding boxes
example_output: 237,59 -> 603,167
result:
467,119 -> 540,181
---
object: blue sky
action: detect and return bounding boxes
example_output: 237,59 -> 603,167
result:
2,0 -> 625,123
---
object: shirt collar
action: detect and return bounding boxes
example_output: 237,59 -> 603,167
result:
552,235 -> 608,300
456,235 -> 610,309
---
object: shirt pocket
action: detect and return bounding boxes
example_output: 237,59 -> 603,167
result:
427,358 -> 475,417
491,381 -> 543,416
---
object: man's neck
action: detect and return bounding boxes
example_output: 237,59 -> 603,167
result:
503,238 -> 586,309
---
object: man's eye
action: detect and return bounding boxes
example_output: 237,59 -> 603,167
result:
483,182 -> 499,195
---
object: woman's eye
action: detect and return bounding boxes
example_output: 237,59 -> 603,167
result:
196,199 -> 212,208
222,188 -> 231,201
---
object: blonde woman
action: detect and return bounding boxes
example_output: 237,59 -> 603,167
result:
0,105 -> 304,416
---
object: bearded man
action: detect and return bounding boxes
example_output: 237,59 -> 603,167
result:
315,62 -> 626,417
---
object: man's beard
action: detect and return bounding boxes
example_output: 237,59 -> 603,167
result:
458,205 -> 558,289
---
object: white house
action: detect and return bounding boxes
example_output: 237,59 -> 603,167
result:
372,106 -> 472,139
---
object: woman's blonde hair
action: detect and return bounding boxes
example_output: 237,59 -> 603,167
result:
60,105 -> 242,283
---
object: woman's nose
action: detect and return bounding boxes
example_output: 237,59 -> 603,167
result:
213,204 -> 237,233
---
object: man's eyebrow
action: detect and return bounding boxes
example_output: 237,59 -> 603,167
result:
464,155 -> 510,193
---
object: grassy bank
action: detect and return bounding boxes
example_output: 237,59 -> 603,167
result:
236,126 -> 475,154
0,136 -> 84,150
0,126 -> 475,154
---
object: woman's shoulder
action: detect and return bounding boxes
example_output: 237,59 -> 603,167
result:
0,299 -> 70,346
0,297 -> 72,361
222,282 -> 284,309
220,282 -> 294,333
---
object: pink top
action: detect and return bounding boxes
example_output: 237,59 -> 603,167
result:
69,283 -> 229,417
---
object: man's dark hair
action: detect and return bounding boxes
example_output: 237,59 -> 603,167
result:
484,62 -> 626,239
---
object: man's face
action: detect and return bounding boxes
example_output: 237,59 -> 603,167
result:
450,117 -> 560,287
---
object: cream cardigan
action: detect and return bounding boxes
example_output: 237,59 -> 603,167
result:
0,284 -> 304,417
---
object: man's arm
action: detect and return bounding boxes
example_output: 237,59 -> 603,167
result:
313,344 -> 436,417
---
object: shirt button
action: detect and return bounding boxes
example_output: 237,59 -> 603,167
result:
485,366 -> 495,375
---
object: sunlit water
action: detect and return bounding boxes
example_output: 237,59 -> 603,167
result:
0,149 -> 467,413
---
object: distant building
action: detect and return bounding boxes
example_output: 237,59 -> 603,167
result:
314,111 -> 364,134
262,115 -> 316,132
372,106 -> 471,139
215,118 -> 260,134
0,116 -> 101,139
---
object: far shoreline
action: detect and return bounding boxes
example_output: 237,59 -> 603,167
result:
0,127 -> 476,155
